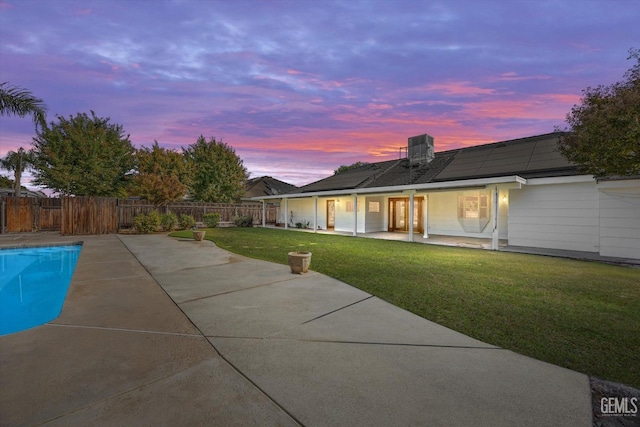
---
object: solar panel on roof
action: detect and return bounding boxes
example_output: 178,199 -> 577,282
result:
435,134 -> 573,180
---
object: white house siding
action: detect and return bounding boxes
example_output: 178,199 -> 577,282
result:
508,180 -> 600,252
364,196 -> 386,233
333,196 -> 367,233
425,191 -> 494,238
285,198 -> 316,228
598,181 -> 640,259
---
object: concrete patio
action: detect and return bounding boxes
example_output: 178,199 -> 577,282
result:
0,232 -> 594,426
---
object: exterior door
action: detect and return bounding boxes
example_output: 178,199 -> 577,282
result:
388,197 -> 423,233
327,200 -> 335,229
388,198 -> 406,231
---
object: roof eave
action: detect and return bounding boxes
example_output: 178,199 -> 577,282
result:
251,175 -> 527,200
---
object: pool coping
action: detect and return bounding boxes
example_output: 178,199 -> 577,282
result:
0,241 -> 84,250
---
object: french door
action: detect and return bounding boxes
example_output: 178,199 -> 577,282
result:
388,198 -> 423,233
327,200 -> 335,229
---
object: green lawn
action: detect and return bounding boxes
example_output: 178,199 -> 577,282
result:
171,227 -> 640,388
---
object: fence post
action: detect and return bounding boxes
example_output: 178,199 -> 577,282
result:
1,199 -> 5,234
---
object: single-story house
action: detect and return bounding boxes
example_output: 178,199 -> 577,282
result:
253,132 -> 640,260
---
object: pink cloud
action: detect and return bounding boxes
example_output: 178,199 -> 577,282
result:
423,81 -> 496,96
493,72 -> 552,82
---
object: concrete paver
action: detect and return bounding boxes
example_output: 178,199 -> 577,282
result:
154,259 -> 303,303
1,326 -> 211,425
180,274 -> 371,338
211,338 -> 589,427
271,296 -> 496,348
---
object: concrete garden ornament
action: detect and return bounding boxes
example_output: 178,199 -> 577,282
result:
192,227 -> 206,241
288,251 -> 312,274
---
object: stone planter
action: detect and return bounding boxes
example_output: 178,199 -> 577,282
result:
288,251 -> 312,274
193,230 -> 206,241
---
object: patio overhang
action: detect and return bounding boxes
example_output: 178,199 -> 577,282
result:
252,175 -> 527,201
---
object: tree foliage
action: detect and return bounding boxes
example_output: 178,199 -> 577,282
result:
0,82 -> 47,129
334,161 -> 370,175
31,111 -> 136,196
0,147 -> 35,197
0,175 -> 13,188
183,136 -> 248,202
558,49 -> 640,178
131,141 -> 192,206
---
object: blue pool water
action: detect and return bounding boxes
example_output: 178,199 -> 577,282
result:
0,244 -> 81,335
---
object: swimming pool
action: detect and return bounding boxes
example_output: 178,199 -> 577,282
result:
0,244 -> 82,335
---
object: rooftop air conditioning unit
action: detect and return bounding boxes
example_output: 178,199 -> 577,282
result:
408,134 -> 434,165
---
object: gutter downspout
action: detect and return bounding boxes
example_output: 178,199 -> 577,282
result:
261,200 -> 266,227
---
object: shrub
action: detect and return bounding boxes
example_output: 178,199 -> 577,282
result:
233,215 -> 253,227
161,212 -> 178,231
203,212 -> 221,228
147,210 -> 162,229
133,211 -> 161,234
179,214 -> 196,229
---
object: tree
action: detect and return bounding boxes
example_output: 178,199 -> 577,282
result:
131,141 -> 192,207
31,111 -> 136,196
183,136 -> 248,202
557,49 -> 640,178
0,147 -> 35,197
0,82 -> 47,129
0,175 -> 13,188
334,161 -> 370,175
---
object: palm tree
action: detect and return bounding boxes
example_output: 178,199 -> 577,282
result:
0,82 -> 47,129
0,147 -> 35,198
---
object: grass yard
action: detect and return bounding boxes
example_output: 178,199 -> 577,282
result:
171,227 -> 640,388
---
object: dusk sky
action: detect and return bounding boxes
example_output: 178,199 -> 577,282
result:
1,0 -> 638,188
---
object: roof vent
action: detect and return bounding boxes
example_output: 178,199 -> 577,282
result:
408,133 -> 435,165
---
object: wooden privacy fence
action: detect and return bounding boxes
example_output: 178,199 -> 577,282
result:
1,196 -> 279,235
1,197 -> 62,233
62,197 -> 118,235
2,197 -> 37,232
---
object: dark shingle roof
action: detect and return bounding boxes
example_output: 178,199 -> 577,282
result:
244,176 -> 298,198
289,160 -> 399,194
286,132 -> 577,195
434,133 -> 575,181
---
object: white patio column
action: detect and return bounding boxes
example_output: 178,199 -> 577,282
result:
284,198 -> 289,230
408,191 -> 415,242
261,200 -> 266,227
313,196 -> 318,233
423,194 -> 429,239
352,194 -> 358,236
492,186 -> 499,250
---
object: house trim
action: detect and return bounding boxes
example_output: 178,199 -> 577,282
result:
254,175 -> 527,201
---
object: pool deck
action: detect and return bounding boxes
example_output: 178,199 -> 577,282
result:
0,232 -> 596,426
